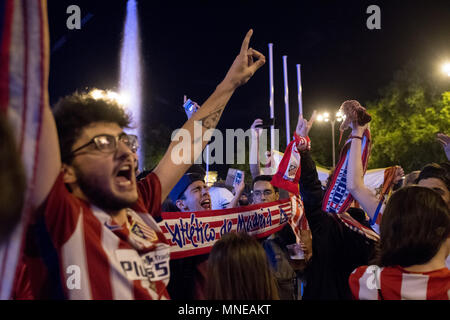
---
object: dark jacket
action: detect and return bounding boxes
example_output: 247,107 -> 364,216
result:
299,151 -> 376,300
167,254 -> 208,300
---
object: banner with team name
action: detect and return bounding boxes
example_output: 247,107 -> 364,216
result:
160,197 -> 300,259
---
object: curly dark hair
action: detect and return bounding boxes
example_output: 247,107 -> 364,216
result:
53,91 -> 132,163
377,186 -> 450,267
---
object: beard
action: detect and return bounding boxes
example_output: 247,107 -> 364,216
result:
73,165 -> 137,212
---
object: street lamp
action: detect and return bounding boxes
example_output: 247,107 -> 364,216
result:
442,62 -> 450,77
317,111 -> 344,168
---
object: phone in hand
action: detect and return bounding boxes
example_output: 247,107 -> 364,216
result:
225,168 -> 243,188
233,170 -> 243,186
183,99 -> 195,113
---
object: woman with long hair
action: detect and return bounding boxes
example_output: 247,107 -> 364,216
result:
206,232 -> 279,300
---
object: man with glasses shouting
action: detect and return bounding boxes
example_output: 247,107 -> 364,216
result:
17,29 -> 265,300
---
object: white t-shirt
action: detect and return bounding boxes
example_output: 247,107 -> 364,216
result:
208,187 -> 234,210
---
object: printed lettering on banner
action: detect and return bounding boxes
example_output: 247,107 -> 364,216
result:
161,198 -> 296,259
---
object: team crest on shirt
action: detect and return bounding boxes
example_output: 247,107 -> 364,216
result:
127,210 -> 159,243
131,223 -> 146,239
130,221 -> 158,242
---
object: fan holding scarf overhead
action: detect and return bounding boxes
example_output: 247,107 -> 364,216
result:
324,100 -> 403,234
322,100 -> 372,216
274,107 -> 379,299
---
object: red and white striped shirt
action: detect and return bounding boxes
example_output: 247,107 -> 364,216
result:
349,265 -> 450,300
21,172 -> 170,300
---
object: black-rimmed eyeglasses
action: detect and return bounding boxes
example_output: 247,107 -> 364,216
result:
65,132 -> 139,160
253,190 -> 274,198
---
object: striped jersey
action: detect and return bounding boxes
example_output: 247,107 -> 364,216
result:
22,172 -> 170,300
349,265 -> 450,300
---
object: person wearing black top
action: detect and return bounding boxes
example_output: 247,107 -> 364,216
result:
295,115 -> 377,300
299,149 -> 377,299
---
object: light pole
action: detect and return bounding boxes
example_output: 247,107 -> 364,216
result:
317,111 -> 344,168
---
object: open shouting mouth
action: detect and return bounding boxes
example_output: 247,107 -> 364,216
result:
115,163 -> 133,187
200,198 -> 211,210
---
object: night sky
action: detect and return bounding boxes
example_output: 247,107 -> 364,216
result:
47,0 -> 450,172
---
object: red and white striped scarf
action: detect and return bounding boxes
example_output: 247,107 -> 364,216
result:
336,212 -> 379,242
322,129 -> 371,215
159,196 -> 307,259
271,133 -> 310,195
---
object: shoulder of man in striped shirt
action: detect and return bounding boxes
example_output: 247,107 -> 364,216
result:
349,265 -> 450,300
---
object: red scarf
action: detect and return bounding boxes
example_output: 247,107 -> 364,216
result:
271,133 -> 310,195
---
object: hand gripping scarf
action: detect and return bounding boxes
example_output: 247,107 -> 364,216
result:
322,129 -> 381,241
271,133 -> 310,195
270,133 -> 311,244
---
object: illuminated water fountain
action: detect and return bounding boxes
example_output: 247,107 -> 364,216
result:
119,0 -> 143,169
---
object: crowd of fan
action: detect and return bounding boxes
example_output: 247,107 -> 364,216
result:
1,29 -> 449,300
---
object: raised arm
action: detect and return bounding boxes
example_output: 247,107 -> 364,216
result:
31,15 -> 62,209
437,133 -> 450,161
249,119 -> 263,179
295,113 -> 323,212
154,30 -> 265,202
346,122 -> 379,220
295,113 -> 331,234
227,172 -> 246,208
32,106 -> 62,209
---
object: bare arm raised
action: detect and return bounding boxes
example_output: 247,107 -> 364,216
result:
154,30 -> 266,202
347,122 -> 405,223
437,133 -> 450,161
32,19 -> 61,210
32,106 -> 61,209
346,123 -> 379,220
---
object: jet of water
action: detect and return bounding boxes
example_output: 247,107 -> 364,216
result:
120,0 -> 143,170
